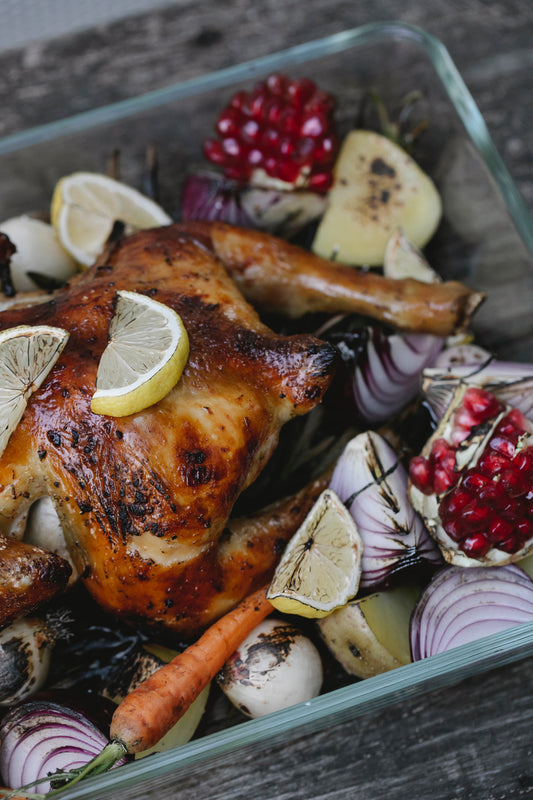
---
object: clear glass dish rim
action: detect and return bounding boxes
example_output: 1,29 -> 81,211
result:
3,19 -> 533,798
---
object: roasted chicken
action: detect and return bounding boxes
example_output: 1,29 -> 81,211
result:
0,222 -> 482,635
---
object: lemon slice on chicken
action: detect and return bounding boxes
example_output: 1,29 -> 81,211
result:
51,172 -> 172,268
0,325 -> 69,457
267,489 -> 363,619
91,290 -> 189,418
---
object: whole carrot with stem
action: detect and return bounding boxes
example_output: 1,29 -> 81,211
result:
111,583 -> 273,754
0,585 -> 274,799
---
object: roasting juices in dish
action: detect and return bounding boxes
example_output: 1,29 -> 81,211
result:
0,72 -> 531,797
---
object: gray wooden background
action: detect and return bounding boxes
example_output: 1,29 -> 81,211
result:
2,1 -> 533,798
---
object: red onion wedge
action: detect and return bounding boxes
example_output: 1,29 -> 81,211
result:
332,328 -> 443,424
180,170 -> 325,237
0,695 -> 126,794
329,431 -> 442,589
410,564 -> 533,660
180,171 -> 253,226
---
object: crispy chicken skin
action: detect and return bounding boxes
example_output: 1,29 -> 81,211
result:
0,536 -> 71,629
177,221 -> 484,336
0,222 -> 482,635
0,225 -> 337,635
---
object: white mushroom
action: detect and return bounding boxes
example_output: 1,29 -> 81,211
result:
217,619 -> 323,718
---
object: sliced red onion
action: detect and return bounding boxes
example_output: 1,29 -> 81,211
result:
329,431 -> 442,588
332,328 -> 444,424
180,170 -> 325,237
423,357 -> 533,423
410,564 -> 533,660
0,696 -> 125,793
180,171 -> 253,226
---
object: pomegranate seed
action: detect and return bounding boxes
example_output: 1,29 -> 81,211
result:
488,517 -> 514,543
263,155 -> 279,175
249,89 -> 267,119
313,134 -> 339,165
221,137 -> 243,159
499,468 -> 528,497
276,160 -> 303,184
308,172 -> 333,192
477,452 -> 509,477
216,108 -> 241,137
278,109 -> 298,136
241,119 -> 261,143
409,456 -> 433,495
462,532 -> 491,558
488,435 -> 516,459
512,451 -> 533,473
247,148 -> 264,167
266,100 -> 283,125
301,112 -> 328,138
443,517 -> 465,542
202,139 -> 226,164
433,466 -> 455,495
279,137 -> 297,158
517,518 -> 533,539
287,77 -> 316,107
461,502 -> 490,530
229,90 -> 248,111
462,387 -> 502,421
499,534 -> 521,553
266,73 -> 286,95
261,128 -> 281,152
507,408 -> 529,430
294,137 -> 315,163
478,481 -> 507,508
440,489 -> 471,517
462,471 -> 491,493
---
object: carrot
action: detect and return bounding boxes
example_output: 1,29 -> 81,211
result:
0,586 -> 274,798
110,584 -> 274,754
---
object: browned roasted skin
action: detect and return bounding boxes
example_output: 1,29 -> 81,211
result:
0,226 -> 337,636
176,221 -> 484,336
0,535 -> 71,629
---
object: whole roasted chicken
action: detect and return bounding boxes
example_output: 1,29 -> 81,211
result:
0,222 -> 483,636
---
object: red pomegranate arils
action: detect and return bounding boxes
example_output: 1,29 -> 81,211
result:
409,385 -> 533,566
202,73 -> 339,191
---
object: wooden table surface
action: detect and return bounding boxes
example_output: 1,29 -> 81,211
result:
3,1 -> 533,798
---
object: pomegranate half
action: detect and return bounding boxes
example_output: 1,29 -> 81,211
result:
408,384 -> 533,566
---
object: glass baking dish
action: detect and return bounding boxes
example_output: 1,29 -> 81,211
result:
1,20 -> 533,799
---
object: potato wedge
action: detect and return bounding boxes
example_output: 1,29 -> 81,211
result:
312,130 -> 442,266
316,583 -> 420,679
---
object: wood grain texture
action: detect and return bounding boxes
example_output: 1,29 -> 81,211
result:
2,1 -> 533,798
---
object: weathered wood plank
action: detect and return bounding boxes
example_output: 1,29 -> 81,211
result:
2,2 -> 533,798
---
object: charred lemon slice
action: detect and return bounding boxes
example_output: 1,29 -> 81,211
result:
0,325 -> 69,457
267,489 -> 363,619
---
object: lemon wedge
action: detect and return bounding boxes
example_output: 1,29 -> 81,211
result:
0,325 -> 69,457
267,489 -> 363,619
91,290 -> 189,417
51,172 -> 172,268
